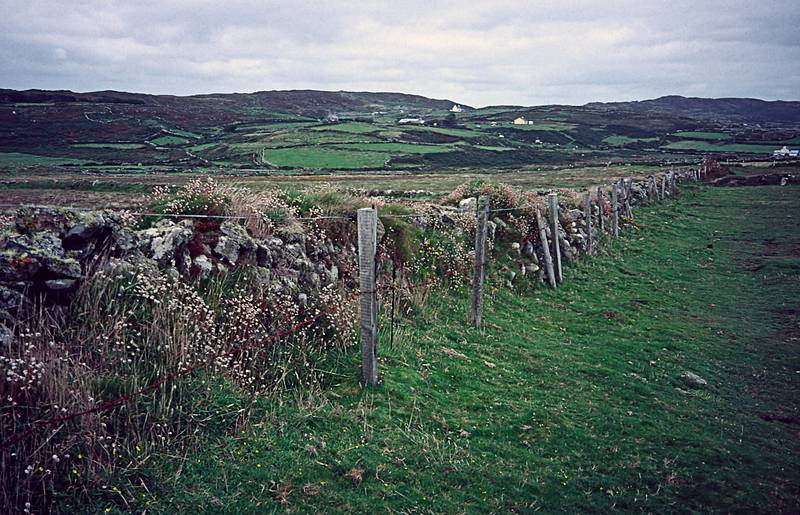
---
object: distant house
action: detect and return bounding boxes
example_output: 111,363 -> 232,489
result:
450,104 -> 463,113
773,146 -> 799,158
323,113 -> 340,124
398,118 -> 425,125
513,117 -> 526,125
490,121 -> 498,127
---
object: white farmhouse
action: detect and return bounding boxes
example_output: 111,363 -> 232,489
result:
450,104 -> 463,113
773,146 -> 799,158
513,117 -> 526,125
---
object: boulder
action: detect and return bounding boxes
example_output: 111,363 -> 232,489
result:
680,371 -> 708,388
15,207 -> 77,237
139,220 -> 194,267
193,254 -> 213,277
458,197 -> 477,213
0,285 -> 25,311
0,324 -> 13,347
522,241 -> 535,257
214,236 -> 241,265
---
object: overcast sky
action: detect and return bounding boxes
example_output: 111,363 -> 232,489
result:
1,0 -> 798,107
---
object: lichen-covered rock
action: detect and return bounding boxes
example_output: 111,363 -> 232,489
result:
139,220 -> 194,267
15,207 -> 78,237
0,323 -> 13,347
193,254 -> 213,277
458,197 -> 477,213
0,285 -> 25,311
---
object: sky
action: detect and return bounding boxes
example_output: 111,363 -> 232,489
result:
1,0 -> 798,107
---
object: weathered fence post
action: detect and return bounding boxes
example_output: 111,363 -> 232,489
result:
535,208 -> 557,289
583,191 -> 593,253
597,186 -> 605,233
611,182 -> 619,237
547,193 -> 563,283
659,175 -> 666,200
626,178 -> 634,218
471,196 -> 489,327
650,176 -> 658,202
357,207 -> 378,386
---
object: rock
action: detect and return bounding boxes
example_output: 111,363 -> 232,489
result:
486,221 -> 497,241
44,279 -> 77,291
458,197 -> 477,213
193,254 -> 213,277
220,221 -> 255,251
680,371 -> 707,388
492,217 -> 508,231
15,207 -> 77,236
214,236 -> 241,265
0,285 -> 25,311
523,241 -> 535,257
256,244 -> 272,267
0,324 -> 13,347
326,265 -> 339,284
297,293 -> 308,307
140,220 -> 193,267
526,263 -> 540,274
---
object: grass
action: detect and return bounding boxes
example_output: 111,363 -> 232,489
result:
149,135 -> 190,146
262,146 -> 390,169
662,140 -> 777,153
603,135 -> 659,146
313,123 -> 382,134
339,143 -> 453,154
0,152 -> 87,166
80,185 -> 800,513
673,131 -> 731,140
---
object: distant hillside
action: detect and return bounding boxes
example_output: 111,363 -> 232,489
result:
0,88 -> 469,118
586,95 -> 800,124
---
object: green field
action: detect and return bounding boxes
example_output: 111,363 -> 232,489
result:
262,146 -> 390,169
313,122 -> 381,134
149,135 -> 190,146
603,135 -> 659,146
662,140 -> 776,153
0,152 -> 87,166
673,131 -> 731,140
78,185 -> 800,512
338,142 -> 454,154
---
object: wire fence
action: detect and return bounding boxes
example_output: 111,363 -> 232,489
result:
0,168 -> 702,449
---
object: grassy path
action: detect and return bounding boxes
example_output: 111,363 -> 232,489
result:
91,185 -> 799,513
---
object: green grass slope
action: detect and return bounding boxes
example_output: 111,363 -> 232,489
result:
77,185 -> 800,513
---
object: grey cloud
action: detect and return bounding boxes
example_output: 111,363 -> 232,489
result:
1,0 -> 798,106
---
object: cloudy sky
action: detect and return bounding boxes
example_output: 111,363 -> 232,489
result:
1,0 -> 798,107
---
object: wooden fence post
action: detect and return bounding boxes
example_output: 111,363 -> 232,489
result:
597,186 -> 605,233
547,193 -> 563,283
626,178 -> 634,218
535,208 -> 557,289
357,207 -> 378,386
659,175 -> 666,200
471,196 -> 489,328
583,191 -> 593,253
611,182 -> 619,237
